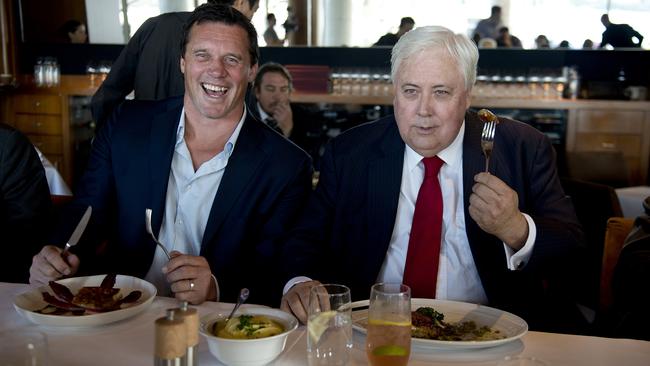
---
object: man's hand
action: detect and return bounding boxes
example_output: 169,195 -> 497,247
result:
271,101 -> 293,137
164,251 -> 216,305
280,280 -> 321,324
469,172 -> 529,250
29,245 -> 80,286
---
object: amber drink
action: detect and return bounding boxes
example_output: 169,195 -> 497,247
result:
366,283 -> 411,366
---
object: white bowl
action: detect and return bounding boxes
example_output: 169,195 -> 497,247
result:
200,307 -> 299,366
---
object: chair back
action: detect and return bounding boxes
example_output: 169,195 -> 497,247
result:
565,151 -> 629,188
600,217 -> 634,312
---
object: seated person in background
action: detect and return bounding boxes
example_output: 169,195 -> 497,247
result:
280,26 -> 584,333
0,123 -> 51,283
535,34 -> 550,49
496,26 -> 522,48
477,37 -> 497,49
582,39 -> 594,49
556,40 -> 570,49
29,5 -> 312,307
263,13 -> 284,46
61,19 -> 87,43
90,0 -> 259,130
373,17 -> 415,46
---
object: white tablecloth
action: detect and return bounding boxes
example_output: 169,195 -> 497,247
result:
616,186 -> 650,218
1,282 -> 648,366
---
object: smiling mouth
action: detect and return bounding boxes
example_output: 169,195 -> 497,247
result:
201,82 -> 228,97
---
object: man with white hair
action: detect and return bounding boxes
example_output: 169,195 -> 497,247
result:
281,26 -> 584,332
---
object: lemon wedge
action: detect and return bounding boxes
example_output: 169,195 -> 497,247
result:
372,344 -> 409,357
368,318 -> 411,327
308,310 -> 337,344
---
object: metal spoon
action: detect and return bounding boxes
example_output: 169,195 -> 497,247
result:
145,208 -> 171,260
225,288 -> 250,323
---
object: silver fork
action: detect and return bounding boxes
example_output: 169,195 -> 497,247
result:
145,208 -> 171,260
478,109 -> 497,172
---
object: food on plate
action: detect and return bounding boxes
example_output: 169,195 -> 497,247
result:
36,274 -> 142,315
411,307 -> 504,341
212,314 -> 284,339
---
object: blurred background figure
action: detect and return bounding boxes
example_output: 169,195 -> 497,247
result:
473,5 -> 503,40
282,6 -> 298,46
61,19 -> 87,43
478,37 -> 497,48
557,40 -> 571,49
496,26 -> 522,48
535,34 -> 550,49
582,39 -> 594,49
264,13 -> 284,46
599,14 -> 644,48
373,17 -> 415,46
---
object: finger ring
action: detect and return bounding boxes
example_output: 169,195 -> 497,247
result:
189,281 -> 195,290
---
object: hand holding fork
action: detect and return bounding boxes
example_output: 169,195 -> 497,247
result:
478,109 -> 498,173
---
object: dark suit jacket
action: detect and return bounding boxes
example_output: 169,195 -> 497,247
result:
91,12 -> 189,129
285,110 -> 584,331
0,123 -> 51,283
58,97 -> 312,306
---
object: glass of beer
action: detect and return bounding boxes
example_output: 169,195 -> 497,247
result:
366,283 -> 411,366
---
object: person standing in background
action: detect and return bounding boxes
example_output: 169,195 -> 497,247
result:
282,6 -> 298,46
90,0 -> 260,130
473,5 -> 503,41
599,14 -> 644,48
263,13 -> 284,46
373,17 -> 415,47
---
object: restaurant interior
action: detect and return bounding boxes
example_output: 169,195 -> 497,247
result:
0,0 -> 648,365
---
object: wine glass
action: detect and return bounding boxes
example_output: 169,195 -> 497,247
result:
366,283 -> 411,366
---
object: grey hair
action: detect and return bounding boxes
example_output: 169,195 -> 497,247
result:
391,25 -> 478,91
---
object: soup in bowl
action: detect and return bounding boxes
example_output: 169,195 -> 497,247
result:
200,307 -> 299,366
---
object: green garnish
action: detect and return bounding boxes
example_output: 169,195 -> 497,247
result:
237,315 -> 253,332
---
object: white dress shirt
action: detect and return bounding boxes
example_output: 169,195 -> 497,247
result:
145,107 -> 246,296
376,121 -> 537,304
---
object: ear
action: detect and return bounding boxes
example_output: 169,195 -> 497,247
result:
248,63 -> 258,83
180,57 -> 186,75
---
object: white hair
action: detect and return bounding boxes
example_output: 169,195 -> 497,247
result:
391,25 -> 478,91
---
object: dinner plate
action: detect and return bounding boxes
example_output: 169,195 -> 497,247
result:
351,298 -> 527,350
14,274 -> 157,327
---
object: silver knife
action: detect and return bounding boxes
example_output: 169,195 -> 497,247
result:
61,206 -> 92,256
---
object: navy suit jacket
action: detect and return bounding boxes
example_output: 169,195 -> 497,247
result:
58,97 -> 312,306
285,110 -> 584,331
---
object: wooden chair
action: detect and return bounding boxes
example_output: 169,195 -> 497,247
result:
599,217 -> 634,313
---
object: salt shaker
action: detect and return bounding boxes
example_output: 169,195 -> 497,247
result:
172,301 -> 199,366
154,309 -> 186,366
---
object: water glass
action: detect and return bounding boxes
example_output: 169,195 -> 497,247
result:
0,328 -> 49,366
307,284 -> 352,366
366,283 -> 411,366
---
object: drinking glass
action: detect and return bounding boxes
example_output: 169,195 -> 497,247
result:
307,284 -> 352,366
366,283 -> 411,366
0,328 -> 49,366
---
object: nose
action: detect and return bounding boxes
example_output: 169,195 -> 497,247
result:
416,92 -> 434,117
207,59 -> 226,77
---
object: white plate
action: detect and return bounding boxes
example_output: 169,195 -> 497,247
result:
14,274 -> 157,327
352,298 -> 527,350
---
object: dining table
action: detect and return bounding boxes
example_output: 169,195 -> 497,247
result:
1,281 -> 649,366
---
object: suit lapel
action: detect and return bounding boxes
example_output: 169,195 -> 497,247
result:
148,101 -> 182,234
201,115 -> 265,249
367,119 -> 405,276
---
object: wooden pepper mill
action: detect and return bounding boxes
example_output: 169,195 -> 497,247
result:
172,301 -> 199,366
154,309 -> 186,366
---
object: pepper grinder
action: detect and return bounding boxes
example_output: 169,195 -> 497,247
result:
172,301 -> 199,366
155,309 -> 186,366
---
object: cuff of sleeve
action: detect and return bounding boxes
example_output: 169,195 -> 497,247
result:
283,276 -> 312,295
503,213 -> 537,270
211,274 -> 220,302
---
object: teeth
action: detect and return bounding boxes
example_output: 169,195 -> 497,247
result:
202,83 -> 227,93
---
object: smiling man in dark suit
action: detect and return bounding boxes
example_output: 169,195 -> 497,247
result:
29,4 -> 311,307
281,26 -> 583,332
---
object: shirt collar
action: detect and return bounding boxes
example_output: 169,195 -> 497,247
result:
257,102 -> 271,121
176,105 -> 248,158
405,120 -> 465,172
